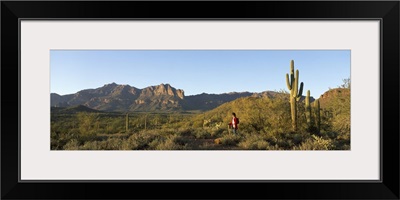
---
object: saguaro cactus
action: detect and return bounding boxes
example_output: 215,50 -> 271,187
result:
314,99 -> 321,133
286,60 -> 304,132
305,90 -> 312,128
125,113 -> 129,133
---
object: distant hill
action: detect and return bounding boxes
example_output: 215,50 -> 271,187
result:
318,88 -> 350,109
51,83 -> 317,113
182,92 -> 254,111
51,105 -> 102,114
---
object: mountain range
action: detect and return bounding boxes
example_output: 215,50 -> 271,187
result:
51,83 -> 315,112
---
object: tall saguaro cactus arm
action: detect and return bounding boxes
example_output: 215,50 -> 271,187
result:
286,74 -> 292,90
293,70 -> 299,97
297,82 -> 304,101
286,60 -> 295,91
305,90 -> 312,126
315,99 -> 321,133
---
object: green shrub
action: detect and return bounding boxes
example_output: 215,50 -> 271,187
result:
194,130 -> 211,139
177,128 -> 193,137
148,137 -> 163,150
126,132 -> 158,150
104,138 -> 124,150
76,112 -> 100,135
192,120 -> 203,128
174,136 -> 191,146
211,128 -> 225,138
63,139 -> 80,150
155,137 -> 180,150
81,141 -> 102,150
220,134 -> 241,146
295,135 -> 334,150
292,133 -> 304,145
238,134 -> 256,149
238,134 -> 270,150
149,135 -> 186,150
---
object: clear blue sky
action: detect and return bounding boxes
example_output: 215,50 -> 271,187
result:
50,50 -> 350,98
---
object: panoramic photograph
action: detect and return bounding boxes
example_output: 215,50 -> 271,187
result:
50,50 -> 350,150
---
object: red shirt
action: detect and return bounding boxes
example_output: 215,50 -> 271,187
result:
229,117 -> 239,129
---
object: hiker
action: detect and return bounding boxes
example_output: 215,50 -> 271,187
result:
228,112 -> 239,134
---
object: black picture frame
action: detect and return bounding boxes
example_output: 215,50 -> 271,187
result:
2,1 -> 399,199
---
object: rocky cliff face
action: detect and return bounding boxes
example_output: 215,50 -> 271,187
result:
51,83 -> 186,112
140,84 -> 184,99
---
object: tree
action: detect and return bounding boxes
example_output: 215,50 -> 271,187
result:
76,112 -> 99,135
339,78 -> 351,89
